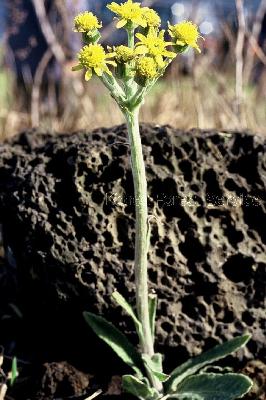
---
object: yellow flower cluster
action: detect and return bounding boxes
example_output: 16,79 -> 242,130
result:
113,45 -> 135,63
72,1 -> 202,82
135,29 -> 176,68
76,44 -> 116,80
141,7 -> 161,28
74,11 -> 102,34
107,0 -> 146,29
136,56 -> 158,79
107,0 -> 160,30
168,21 -> 202,53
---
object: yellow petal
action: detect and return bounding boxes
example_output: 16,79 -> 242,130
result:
106,60 -> 117,66
85,69 -> 92,81
104,67 -> 112,76
135,45 -> 148,54
164,49 -> 176,57
136,19 -> 147,28
193,44 -> 201,53
175,39 -> 186,46
106,52 -> 116,58
107,3 -> 119,13
94,67 -> 103,76
156,55 -> 165,68
116,19 -> 127,28
136,33 -> 146,42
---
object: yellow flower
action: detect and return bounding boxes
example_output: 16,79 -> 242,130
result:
113,45 -> 135,63
74,44 -> 116,80
136,56 -> 158,79
168,21 -> 202,52
74,11 -> 102,34
142,7 -> 161,28
135,29 -> 176,67
107,0 -> 147,29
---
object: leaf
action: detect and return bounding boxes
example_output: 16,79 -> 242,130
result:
83,312 -> 143,377
172,373 -> 253,400
151,353 -> 163,373
148,294 -> 157,340
122,374 -> 158,400
165,335 -> 251,392
10,357 -> 18,386
71,64 -> 83,71
167,395 -> 202,400
112,291 -> 143,339
142,354 -> 169,383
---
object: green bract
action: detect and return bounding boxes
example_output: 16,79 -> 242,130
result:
72,2 -> 252,400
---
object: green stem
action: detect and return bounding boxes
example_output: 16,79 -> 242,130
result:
125,27 -> 137,98
100,73 -> 127,108
125,109 -> 163,394
127,26 -> 135,48
125,109 -> 153,356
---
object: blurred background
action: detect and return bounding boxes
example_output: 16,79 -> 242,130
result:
0,0 -> 265,139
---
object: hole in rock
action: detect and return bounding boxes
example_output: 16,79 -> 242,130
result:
222,254 -> 254,283
179,159 -> 193,182
101,161 -> 124,183
151,143 -> 174,171
182,296 -> 206,320
91,190 -> 104,205
203,169 -> 223,203
161,321 -> 172,333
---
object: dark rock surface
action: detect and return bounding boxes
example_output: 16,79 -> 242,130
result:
0,125 -> 265,374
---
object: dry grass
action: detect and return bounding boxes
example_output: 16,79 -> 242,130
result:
1,63 -> 265,141
1,0 -> 266,140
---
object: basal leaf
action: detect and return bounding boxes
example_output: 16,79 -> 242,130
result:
142,354 -> 169,382
166,335 -> 251,392
173,373 -> 253,400
83,311 -> 143,377
148,294 -> 157,340
10,357 -> 18,386
112,291 -> 143,339
122,374 -> 159,400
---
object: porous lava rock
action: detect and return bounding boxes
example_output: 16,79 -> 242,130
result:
0,125 -> 265,372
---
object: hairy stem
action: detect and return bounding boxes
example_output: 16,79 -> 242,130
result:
125,109 -> 163,394
125,109 -> 152,356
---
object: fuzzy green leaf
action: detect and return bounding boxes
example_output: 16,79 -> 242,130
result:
122,374 -> 158,399
10,357 -> 18,386
148,294 -> 157,340
142,354 -> 169,382
83,312 -> 143,377
170,373 -> 252,400
166,335 -> 251,392
71,64 -> 83,71
112,291 -> 143,339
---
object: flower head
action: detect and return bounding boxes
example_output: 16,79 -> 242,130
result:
141,7 -> 161,28
135,29 -> 176,67
136,56 -> 158,79
168,21 -> 202,52
75,44 -> 116,80
74,11 -> 102,34
107,0 -> 146,29
113,45 -> 135,63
